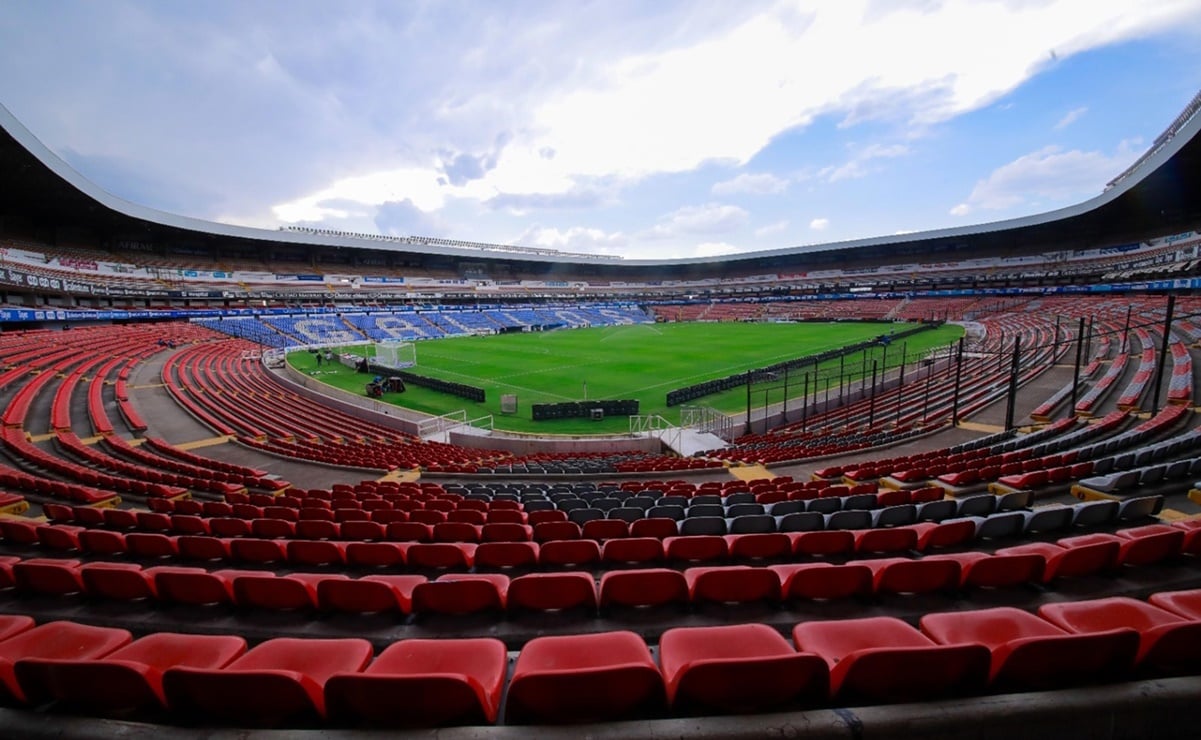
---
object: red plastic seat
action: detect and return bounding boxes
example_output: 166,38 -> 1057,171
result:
403,542 -> 476,569
1112,524 -> 1185,566
724,532 -> 791,560
910,519 -> 976,550
230,573 -> 334,610
486,509 -> 525,524
505,631 -> 664,724
386,522 -> 433,542
103,508 -> 140,530
163,637 -> 374,726
250,518 -> 295,539
447,509 -> 486,525
125,532 -> 179,559
2,621 -> 133,704
474,541 -> 539,569
598,568 -> 689,609
411,573 -> 509,615
629,517 -> 678,538
345,541 -> 405,568
791,530 -> 856,557
532,520 -> 581,543
229,537 -> 288,564
539,539 -> 601,567
602,537 -> 664,564
326,638 -> 507,726
1039,597 -> 1201,677
919,606 -> 1139,691
295,519 -> 340,539
769,563 -> 874,601
23,632 -> 247,714
36,524 -> 82,552
286,539 -> 348,567
659,623 -> 828,714
78,528 -> 128,556
925,551 -> 1044,589
527,510 -> 568,526
507,572 -> 598,612
856,557 -> 960,595
663,535 -> 728,563
177,535 -> 231,561
209,517 -> 251,538
13,558 -> 84,596
853,526 -> 918,555
432,521 -> 481,543
0,615 -> 35,643
997,537 -> 1119,582
581,519 -> 629,541
685,565 -> 781,605
152,567 -> 258,606
480,522 -> 532,543
794,616 -> 990,704
80,562 -> 157,601
316,575 -> 427,614
1149,588 -> 1201,620
0,519 -> 40,545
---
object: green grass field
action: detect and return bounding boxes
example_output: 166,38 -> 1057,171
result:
288,321 -> 964,434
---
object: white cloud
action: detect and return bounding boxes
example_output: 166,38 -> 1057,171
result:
950,139 -> 1141,215
262,0 -> 1201,231
755,219 -> 790,237
691,242 -> 744,258
1054,106 -> 1088,130
5,1 -> 1200,259
271,166 -> 454,223
822,142 -> 911,182
809,217 -> 830,231
711,172 -> 788,196
515,225 -> 628,255
643,202 -> 749,239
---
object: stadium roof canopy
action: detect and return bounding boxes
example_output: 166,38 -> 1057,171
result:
2,96 -> 1201,279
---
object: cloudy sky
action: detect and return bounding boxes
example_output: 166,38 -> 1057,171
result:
3,1 -> 1201,260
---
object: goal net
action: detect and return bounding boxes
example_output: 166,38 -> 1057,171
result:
374,340 -> 416,370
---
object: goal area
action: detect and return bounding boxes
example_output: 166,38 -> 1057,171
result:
374,340 -> 416,370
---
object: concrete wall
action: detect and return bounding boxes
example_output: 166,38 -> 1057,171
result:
275,363 -> 425,436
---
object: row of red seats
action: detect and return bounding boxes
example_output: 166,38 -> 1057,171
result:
0,454 -> 118,506
3,588 -> 1201,726
55,432 -> 241,497
101,435 -> 285,492
6,520 -> 1195,595
0,552 -> 1099,615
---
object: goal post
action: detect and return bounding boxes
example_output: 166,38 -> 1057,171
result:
374,340 -> 416,370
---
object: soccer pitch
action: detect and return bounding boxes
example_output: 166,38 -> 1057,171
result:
290,321 -> 964,434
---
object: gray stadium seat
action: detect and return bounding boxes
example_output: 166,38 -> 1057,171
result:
768,500 -> 806,517
916,499 -> 957,522
825,509 -> 872,530
1020,505 -> 1073,534
679,516 -> 727,536
1071,499 -> 1119,528
726,514 -> 777,534
872,504 -> 917,528
806,497 -> 841,514
647,505 -> 685,521
725,503 -> 765,518
956,494 -> 997,518
775,512 -> 824,533
1117,495 -> 1163,521
969,511 -> 1024,540
841,493 -> 878,511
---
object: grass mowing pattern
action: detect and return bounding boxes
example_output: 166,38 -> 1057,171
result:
288,321 -> 964,435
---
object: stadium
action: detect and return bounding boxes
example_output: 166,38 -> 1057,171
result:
2,30 -> 1201,740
